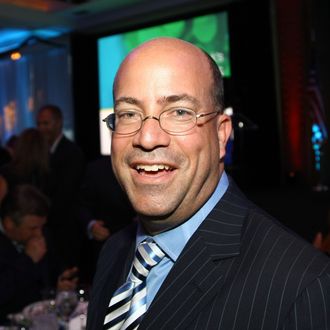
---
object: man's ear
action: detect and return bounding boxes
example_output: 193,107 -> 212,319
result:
2,216 -> 15,232
217,114 -> 232,161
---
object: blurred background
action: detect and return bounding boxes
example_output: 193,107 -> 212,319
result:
0,0 -> 329,241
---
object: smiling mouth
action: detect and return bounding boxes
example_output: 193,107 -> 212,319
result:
135,164 -> 173,174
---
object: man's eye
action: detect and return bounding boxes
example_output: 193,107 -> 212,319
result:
175,109 -> 190,116
168,108 -> 194,120
117,112 -> 139,120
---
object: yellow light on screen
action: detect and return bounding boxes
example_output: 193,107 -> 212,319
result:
10,52 -> 22,60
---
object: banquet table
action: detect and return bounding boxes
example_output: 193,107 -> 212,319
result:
1,293 -> 88,330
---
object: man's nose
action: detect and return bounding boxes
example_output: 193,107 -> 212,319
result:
133,115 -> 170,150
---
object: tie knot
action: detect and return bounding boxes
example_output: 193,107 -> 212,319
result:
130,240 -> 165,283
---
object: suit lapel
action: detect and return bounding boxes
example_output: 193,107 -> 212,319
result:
140,179 -> 250,329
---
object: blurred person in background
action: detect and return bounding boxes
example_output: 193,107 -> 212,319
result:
4,135 -> 18,159
78,155 -> 136,284
313,207 -> 330,256
0,184 -> 78,324
37,104 -> 85,269
0,128 -> 50,203
0,135 -> 17,168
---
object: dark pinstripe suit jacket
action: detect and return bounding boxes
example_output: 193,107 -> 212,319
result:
87,179 -> 330,329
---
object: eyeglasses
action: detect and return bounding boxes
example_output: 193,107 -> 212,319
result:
102,108 -> 221,135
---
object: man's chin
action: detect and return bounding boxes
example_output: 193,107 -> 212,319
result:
139,214 -> 182,235
134,201 -> 174,218
136,207 -> 170,219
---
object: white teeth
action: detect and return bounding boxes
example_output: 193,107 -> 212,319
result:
136,164 -> 171,171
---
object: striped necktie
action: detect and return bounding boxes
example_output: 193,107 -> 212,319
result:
103,240 -> 165,330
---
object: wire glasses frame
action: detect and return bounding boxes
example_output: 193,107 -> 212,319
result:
102,108 -> 221,135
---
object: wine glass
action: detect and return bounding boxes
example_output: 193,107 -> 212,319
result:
56,290 -> 78,323
41,287 -> 57,314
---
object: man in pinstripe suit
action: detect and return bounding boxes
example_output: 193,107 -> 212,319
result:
87,37 -> 330,329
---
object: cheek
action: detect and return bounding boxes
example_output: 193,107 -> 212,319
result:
111,135 -> 129,155
179,129 -> 219,166
111,138 -> 132,180
42,127 -> 52,136
15,230 -> 27,242
189,134 -> 221,185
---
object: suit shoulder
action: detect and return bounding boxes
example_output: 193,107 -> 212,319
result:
54,136 -> 85,164
57,135 -> 82,153
98,223 -> 137,259
241,205 -> 330,281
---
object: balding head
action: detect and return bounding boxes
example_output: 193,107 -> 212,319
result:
114,37 -> 224,112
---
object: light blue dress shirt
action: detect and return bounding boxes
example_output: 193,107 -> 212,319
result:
135,171 -> 229,308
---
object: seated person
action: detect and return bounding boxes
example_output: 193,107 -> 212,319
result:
78,156 -> 136,283
313,207 -> 330,256
0,184 -> 78,324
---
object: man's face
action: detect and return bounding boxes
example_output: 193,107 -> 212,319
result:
6,215 -> 46,245
37,109 -> 61,146
111,39 -> 231,234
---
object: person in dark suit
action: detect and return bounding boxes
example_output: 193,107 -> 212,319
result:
78,156 -> 136,284
0,185 -> 78,324
0,145 -> 11,168
87,38 -> 330,329
37,104 -> 85,268
0,135 -> 17,168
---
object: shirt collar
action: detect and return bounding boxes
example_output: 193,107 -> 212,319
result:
50,133 -> 63,154
136,171 -> 229,262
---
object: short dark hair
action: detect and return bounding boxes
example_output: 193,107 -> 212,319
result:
1,185 -> 50,226
38,104 -> 63,122
202,49 -> 225,112
13,128 -> 49,180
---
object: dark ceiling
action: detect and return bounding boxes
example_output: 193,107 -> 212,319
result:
0,0 -> 237,54
0,0 -> 235,33
0,0 -> 238,56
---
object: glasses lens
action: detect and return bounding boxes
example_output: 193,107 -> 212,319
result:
103,114 -> 115,130
160,108 -> 196,133
115,111 -> 142,134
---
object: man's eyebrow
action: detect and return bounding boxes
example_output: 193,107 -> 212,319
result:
114,97 -> 141,107
157,94 -> 201,107
114,94 -> 201,108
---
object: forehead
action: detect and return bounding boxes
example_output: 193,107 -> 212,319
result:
37,109 -> 54,121
20,214 -> 47,228
115,42 -> 212,99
